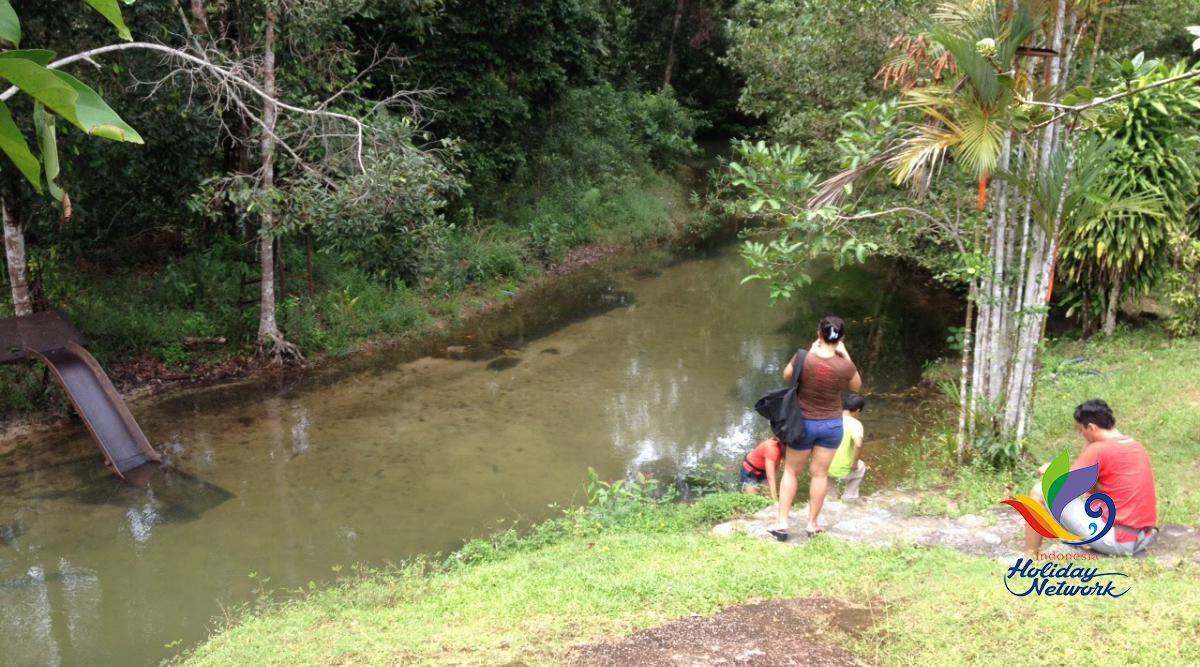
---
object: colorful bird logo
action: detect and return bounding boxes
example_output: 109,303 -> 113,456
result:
1001,449 -> 1116,545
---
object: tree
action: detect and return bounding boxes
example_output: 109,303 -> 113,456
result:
1060,57 -> 1200,335
2,2 -> 458,363
726,2 -> 1200,461
724,0 -> 928,152
0,0 -> 143,316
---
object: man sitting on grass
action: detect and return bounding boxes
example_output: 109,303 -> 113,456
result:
1024,399 -> 1158,558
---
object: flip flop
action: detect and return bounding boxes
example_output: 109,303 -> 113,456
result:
805,527 -> 826,537
768,529 -> 789,542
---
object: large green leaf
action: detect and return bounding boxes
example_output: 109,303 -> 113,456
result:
0,99 -> 41,191
0,57 -> 79,122
33,103 -> 63,202
51,71 -> 143,143
0,56 -> 141,143
83,0 -> 132,41
0,0 -> 19,47
0,49 -> 57,66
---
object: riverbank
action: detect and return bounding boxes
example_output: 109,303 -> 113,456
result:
0,168 -> 719,442
178,331 -> 1200,666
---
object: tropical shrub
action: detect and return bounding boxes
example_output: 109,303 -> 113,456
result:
1060,57 -> 1200,334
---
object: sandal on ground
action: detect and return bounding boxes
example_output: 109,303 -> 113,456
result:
805,527 -> 826,537
768,528 -> 789,542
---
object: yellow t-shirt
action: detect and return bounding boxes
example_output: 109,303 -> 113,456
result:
829,415 -> 864,478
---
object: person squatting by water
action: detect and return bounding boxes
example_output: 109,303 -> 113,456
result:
826,394 -> 867,501
1024,399 -> 1158,558
741,436 -> 784,500
771,316 -> 862,539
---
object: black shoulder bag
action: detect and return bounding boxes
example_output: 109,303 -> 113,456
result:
754,349 -> 807,448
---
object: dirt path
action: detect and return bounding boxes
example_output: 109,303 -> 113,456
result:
710,489 -> 1200,566
569,598 -> 874,667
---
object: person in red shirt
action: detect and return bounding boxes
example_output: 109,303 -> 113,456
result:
741,436 -> 785,500
1024,399 -> 1158,557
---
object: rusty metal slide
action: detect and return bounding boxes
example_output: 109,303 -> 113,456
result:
28,340 -> 161,477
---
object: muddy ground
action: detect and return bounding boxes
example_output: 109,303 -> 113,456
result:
569,597 -> 874,667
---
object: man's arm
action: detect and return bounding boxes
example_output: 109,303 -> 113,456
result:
766,462 -> 779,501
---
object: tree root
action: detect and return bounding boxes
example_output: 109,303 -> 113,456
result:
257,331 -> 305,365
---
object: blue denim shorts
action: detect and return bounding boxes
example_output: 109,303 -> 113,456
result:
788,417 -> 844,451
740,468 -> 766,486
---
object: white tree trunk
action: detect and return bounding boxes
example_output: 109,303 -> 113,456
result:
256,1 -> 289,358
1000,0 -> 1069,442
957,281 -> 976,465
2,192 -> 32,317
663,0 -> 686,88
986,130 -> 1014,401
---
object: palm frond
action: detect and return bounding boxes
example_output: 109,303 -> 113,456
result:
995,2 -> 1040,68
889,122 -> 959,189
932,26 -> 1001,105
933,0 -> 995,26
954,104 -> 1004,177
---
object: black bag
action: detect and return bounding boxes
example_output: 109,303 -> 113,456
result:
754,349 -> 807,448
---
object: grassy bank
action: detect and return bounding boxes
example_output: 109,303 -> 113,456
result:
906,329 -> 1200,524
181,333 -> 1200,666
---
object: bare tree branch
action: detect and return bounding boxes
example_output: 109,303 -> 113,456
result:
1023,68 -> 1200,129
0,41 -> 375,172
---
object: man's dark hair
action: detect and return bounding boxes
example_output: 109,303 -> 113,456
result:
1074,399 -> 1116,430
819,316 -> 846,343
844,393 -> 866,413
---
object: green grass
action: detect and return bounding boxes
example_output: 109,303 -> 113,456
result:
182,510 -> 1200,666
904,330 -> 1200,524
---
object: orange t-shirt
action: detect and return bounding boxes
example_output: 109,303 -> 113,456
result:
1074,438 -> 1157,541
743,438 -> 784,473
798,352 -> 857,420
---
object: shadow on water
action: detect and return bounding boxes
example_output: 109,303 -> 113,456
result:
146,257 -> 652,417
12,462 -> 233,525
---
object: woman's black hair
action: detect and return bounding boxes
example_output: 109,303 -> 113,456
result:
819,316 -> 846,344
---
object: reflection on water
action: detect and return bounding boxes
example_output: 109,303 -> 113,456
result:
0,246 -> 959,666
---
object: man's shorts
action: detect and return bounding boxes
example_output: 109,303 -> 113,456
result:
1058,496 -> 1157,556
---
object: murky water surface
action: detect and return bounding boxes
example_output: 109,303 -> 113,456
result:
0,246 -> 958,666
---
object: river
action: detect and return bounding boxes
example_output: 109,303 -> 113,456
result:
0,244 -> 959,666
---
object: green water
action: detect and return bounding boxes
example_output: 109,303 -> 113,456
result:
0,245 -> 958,666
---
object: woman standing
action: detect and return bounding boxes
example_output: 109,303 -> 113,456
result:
771,316 -> 862,539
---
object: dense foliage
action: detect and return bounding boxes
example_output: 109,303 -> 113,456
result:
0,0 -> 714,418
1,0 -> 1197,424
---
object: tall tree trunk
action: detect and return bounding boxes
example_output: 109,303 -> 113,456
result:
663,0 -> 686,89
957,281 -> 976,465
2,186 -> 32,317
256,1 -> 297,361
986,130 -> 1013,401
1102,278 -> 1121,336
305,229 -> 315,300
191,0 -> 209,34
1002,0 -> 1068,442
